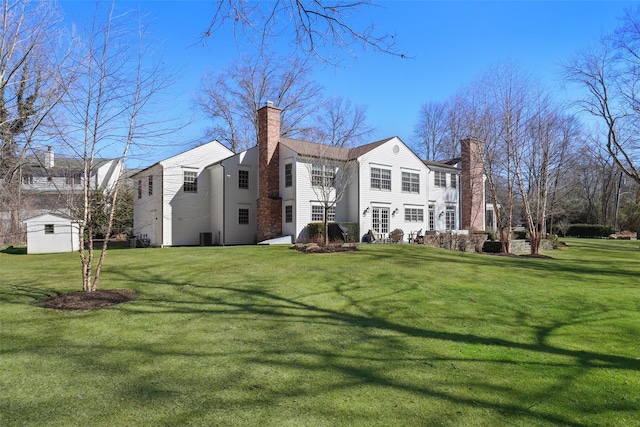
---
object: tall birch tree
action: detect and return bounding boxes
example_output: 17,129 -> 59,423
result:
60,1 -> 173,292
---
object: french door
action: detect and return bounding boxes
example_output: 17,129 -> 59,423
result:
372,207 -> 389,234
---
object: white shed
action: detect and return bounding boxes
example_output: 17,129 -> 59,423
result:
24,213 -> 80,254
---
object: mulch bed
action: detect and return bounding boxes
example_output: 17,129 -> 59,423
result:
43,289 -> 135,311
291,243 -> 359,253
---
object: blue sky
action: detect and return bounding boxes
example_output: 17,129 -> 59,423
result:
59,1 -> 637,166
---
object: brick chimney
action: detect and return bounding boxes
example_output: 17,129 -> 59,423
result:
460,138 -> 485,231
256,103 -> 283,242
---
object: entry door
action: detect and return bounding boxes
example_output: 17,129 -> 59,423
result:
372,208 -> 389,234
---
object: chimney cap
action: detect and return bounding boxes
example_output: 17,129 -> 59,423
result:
266,100 -> 274,107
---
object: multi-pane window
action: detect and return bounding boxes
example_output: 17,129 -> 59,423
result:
238,208 -> 249,224
311,164 -> 335,187
311,205 -> 324,222
428,204 -> 435,230
404,208 -> 424,222
238,170 -> 249,189
311,205 -> 335,222
44,224 -> 54,234
148,176 -> 153,196
372,208 -> 390,234
285,205 -> 293,223
327,206 -> 336,222
446,206 -> 456,230
137,179 -> 142,199
450,173 -> 457,188
371,167 -> 391,190
434,171 -> 446,187
402,172 -> 420,193
285,163 -> 292,187
22,175 -> 33,185
183,170 -> 198,193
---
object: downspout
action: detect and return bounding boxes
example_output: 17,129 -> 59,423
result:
160,166 -> 165,248
458,171 -> 462,231
222,164 -> 226,246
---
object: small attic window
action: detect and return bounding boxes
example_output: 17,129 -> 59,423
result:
44,224 -> 54,234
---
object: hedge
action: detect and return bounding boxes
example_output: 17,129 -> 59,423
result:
566,224 -> 614,238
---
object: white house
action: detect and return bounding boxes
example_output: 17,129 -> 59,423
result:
1,147 -> 124,232
24,213 -> 80,254
133,104 -> 489,246
132,141 -> 234,247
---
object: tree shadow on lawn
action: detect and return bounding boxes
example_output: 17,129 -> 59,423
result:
88,266 -> 640,426
366,245 -> 640,283
0,245 -> 27,255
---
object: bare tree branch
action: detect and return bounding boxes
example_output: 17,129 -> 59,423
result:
202,0 -> 405,64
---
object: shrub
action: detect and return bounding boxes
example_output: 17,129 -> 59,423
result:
513,229 -> 528,240
471,230 -> 496,241
566,224 -> 614,238
305,222 -> 360,243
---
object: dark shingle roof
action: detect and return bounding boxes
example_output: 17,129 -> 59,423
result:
280,136 -> 397,161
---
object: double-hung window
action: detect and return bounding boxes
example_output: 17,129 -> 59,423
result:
402,172 -> 420,193
450,173 -> 457,188
434,171 -> 446,187
312,164 -> 335,188
311,205 -> 324,222
44,224 -> 54,234
371,167 -> 391,191
148,176 -> 153,196
285,163 -> 293,187
404,208 -> 424,222
137,179 -> 142,199
238,208 -> 249,225
238,170 -> 249,189
311,205 -> 335,222
285,205 -> 293,223
183,170 -> 198,193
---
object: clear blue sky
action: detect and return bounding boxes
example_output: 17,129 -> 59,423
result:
59,1 -> 637,167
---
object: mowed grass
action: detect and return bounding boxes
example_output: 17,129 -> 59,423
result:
1,239 -> 639,426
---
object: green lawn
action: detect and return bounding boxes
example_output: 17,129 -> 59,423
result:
1,239 -> 639,426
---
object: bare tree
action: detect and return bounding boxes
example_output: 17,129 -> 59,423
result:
565,6 -> 640,185
412,101 -> 448,161
203,0 -> 403,63
0,0 -> 68,243
311,97 -> 373,147
303,145 -> 360,245
513,93 -> 577,254
455,61 -> 575,254
197,54 -> 323,153
59,1 -> 173,292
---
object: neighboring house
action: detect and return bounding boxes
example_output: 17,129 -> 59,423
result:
133,104 -> 490,246
0,146 -> 123,242
23,213 -> 80,254
131,141 -> 234,247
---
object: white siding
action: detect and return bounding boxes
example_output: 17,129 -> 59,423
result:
358,138 -> 428,241
133,141 -> 233,246
24,214 -> 79,254
209,165 -> 225,245
133,164 -> 163,245
218,147 -> 258,245
427,168 -> 461,231
280,149 -> 297,239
